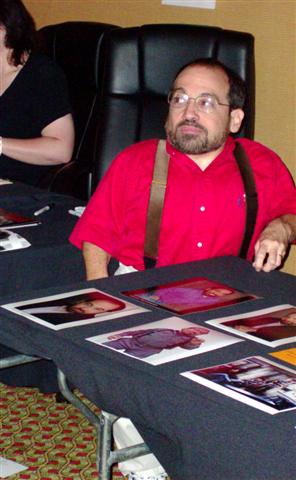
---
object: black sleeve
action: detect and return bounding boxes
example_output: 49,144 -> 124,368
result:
30,54 -> 72,131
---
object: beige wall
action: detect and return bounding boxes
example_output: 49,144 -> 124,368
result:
24,0 -> 296,274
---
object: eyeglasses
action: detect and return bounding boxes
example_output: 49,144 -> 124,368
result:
168,91 -> 230,113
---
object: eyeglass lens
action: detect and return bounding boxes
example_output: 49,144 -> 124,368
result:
169,93 -> 218,112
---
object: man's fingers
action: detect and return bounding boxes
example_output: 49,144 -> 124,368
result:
262,251 -> 282,272
253,240 -> 285,272
252,242 -> 267,271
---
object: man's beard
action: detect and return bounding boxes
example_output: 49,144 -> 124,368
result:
165,119 -> 229,155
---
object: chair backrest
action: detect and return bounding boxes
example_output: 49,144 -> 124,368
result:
37,21 -> 119,199
91,23 -> 255,193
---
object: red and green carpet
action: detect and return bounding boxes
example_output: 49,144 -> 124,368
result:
0,383 -> 124,479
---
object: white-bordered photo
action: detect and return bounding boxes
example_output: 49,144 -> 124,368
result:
0,229 -> 31,252
1,288 -> 148,330
206,305 -> 296,347
181,356 -> 296,415
86,316 -> 242,365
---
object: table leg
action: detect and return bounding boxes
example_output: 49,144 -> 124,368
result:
0,354 -> 40,369
57,370 -> 151,480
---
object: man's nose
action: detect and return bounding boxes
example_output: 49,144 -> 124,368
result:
183,98 -> 200,118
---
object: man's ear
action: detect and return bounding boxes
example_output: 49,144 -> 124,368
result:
229,109 -> 245,133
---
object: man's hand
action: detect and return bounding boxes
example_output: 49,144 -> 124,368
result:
253,215 -> 296,272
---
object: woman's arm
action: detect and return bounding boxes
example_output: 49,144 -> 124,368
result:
1,113 -> 74,165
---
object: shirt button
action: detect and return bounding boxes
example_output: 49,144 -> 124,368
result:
200,206 -> 206,212
197,242 -> 203,248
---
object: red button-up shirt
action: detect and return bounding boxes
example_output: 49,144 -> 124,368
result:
70,136 -> 296,270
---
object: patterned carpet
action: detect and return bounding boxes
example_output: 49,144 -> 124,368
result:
0,383 -> 124,479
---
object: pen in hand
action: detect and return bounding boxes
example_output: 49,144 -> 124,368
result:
33,203 -> 54,216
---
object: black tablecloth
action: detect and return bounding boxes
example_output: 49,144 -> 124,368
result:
0,182 -> 85,390
0,183 -> 85,295
0,256 -> 295,479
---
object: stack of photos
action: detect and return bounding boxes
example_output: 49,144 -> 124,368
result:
181,356 -> 296,414
123,277 -> 258,314
1,288 -> 148,330
206,305 -> 296,347
86,316 -> 242,365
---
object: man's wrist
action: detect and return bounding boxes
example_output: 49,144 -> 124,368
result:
261,217 -> 290,243
280,214 -> 296,243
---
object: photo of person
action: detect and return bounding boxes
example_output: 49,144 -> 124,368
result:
1,288 -> 148,330
182,356 -> 296,415
207,305 -> 296,347
87,317 -> 242,365
123,277 -> 257,314
103,326 -> 209,359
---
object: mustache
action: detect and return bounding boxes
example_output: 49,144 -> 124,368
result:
177,119 -> 207,132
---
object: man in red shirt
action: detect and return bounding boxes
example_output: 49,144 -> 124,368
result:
70,59 -> 296,479
70,58 -> 296,280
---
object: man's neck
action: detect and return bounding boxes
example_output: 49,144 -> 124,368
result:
187,143 -> 226,171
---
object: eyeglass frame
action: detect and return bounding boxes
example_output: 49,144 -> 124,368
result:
167,89 -> 231,113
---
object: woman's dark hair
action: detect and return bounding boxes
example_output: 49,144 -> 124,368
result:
171,58 -> 246,110
0,0 -> 36,66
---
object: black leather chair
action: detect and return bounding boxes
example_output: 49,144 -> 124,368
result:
36,21 -> 119,200
91,23 -> 255,193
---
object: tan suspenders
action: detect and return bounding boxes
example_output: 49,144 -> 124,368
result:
143,140 -> 169,269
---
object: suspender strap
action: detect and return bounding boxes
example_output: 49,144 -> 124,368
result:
144,140 -> 169,269
233,141 -> 258,259
143,140 -> 258,268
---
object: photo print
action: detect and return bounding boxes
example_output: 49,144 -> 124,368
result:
2,288 -> 148,330
87,316 -> 242,365
207,305 -> 296,347
123,277 -> 257,314
182,356 -> 296,414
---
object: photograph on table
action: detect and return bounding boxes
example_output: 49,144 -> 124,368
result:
86,316 -> 242,365
0,229 -> 31,252
1,288 -> 148,330
181,356 -> 296,415
206,305 -> 296,347
0,207 -> 40,229
123,276 -> 258,314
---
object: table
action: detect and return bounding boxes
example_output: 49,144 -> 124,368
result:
0,256 -> 295,479
0,182 -> 85,390
0,182 -> 85,295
